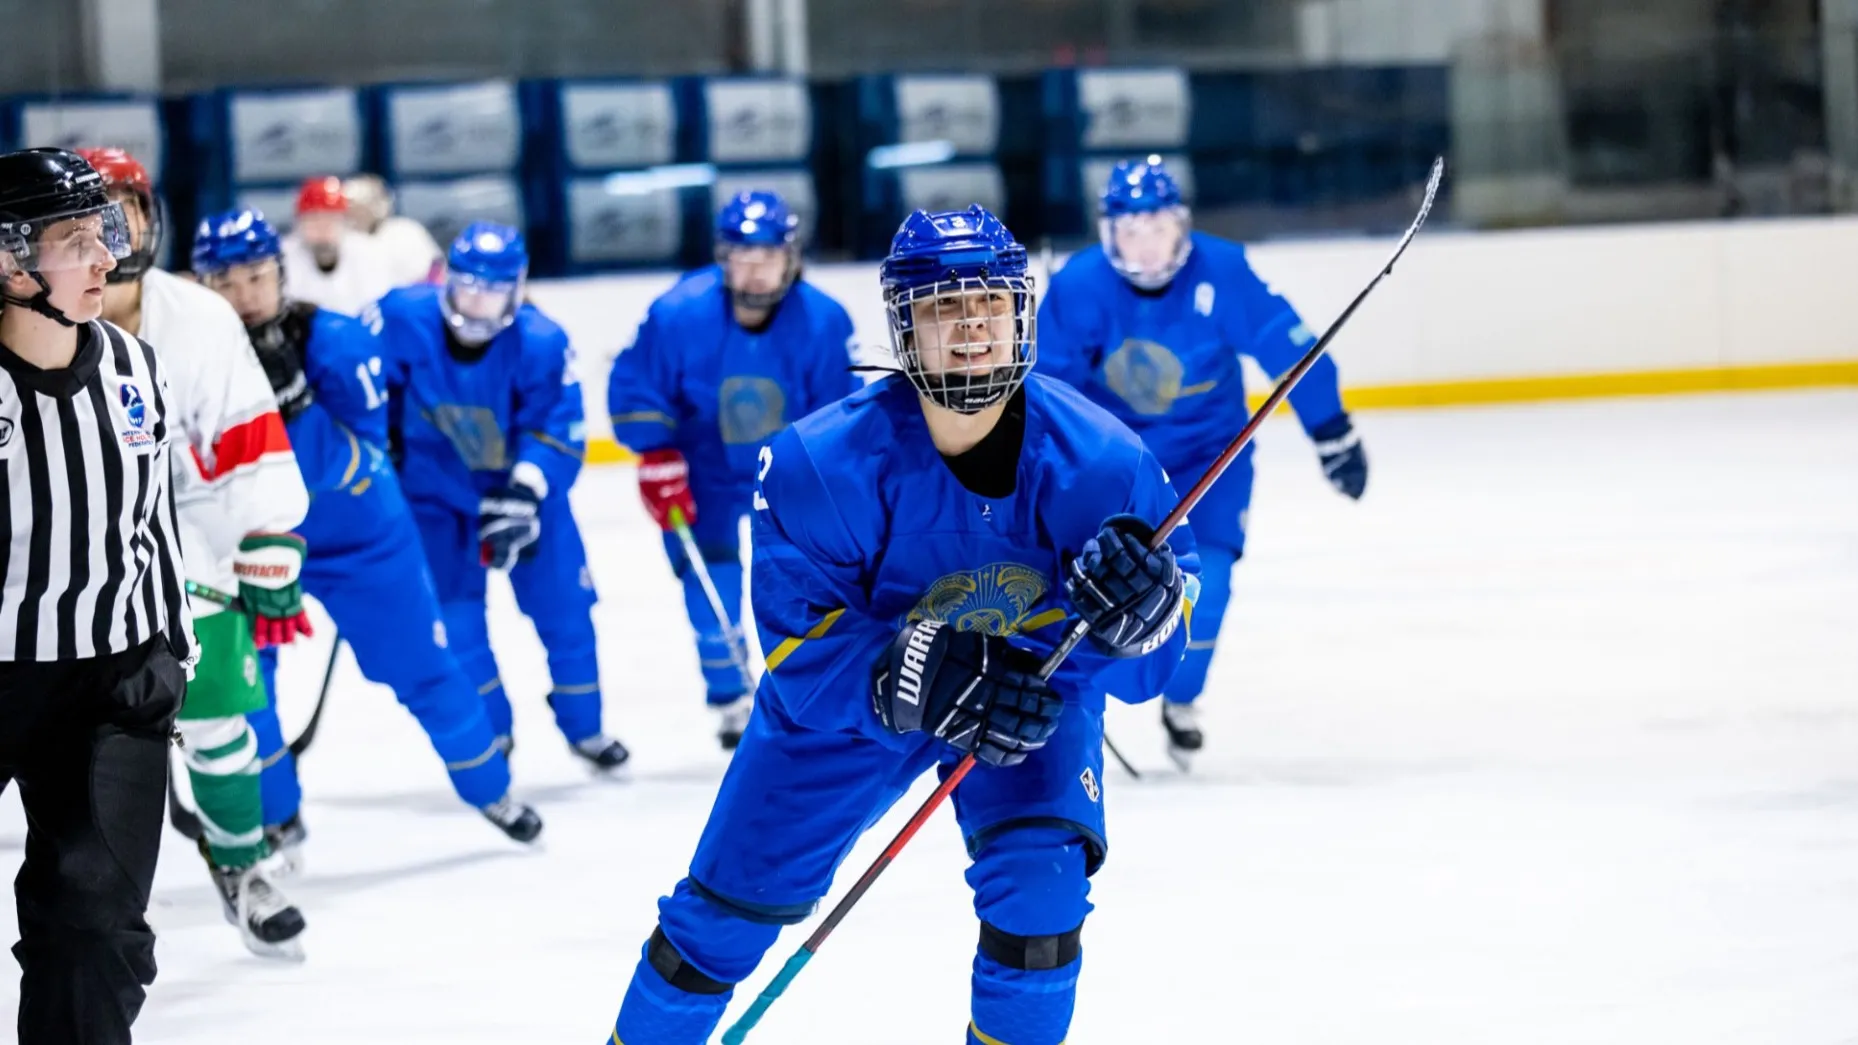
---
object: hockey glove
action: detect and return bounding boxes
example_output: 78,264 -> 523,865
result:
637,448 -> 697,531
234,533 -> 314,649
1066,513 -> 1185,659
479,480 -> 542,571
870,620 -> 1063,768
1311,412 -> 1368,500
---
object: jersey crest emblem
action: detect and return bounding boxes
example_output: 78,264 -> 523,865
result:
907,563 -> 1048,637
717,376 -> 788,447
427,404 -> 510,471
120,383 -> 146,429
1103,338 -> 1217,416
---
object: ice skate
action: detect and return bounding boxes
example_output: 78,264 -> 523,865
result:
480,792 -> 544,843
208,856 -> 307,961
1161,701 -> 1203,771
714,696 -> 752,750
571,733 -> 631,774
263,813 -> 308,878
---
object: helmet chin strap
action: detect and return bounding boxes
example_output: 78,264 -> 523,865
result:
2,273 -> 79,327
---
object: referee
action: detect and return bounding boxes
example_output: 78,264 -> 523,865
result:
0,147 -> 195,1043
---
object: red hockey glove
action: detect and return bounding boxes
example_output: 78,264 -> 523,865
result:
638,448 -> 696,531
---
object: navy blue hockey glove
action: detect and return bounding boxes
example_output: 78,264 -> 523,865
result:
478,483 -> 541,571
870,620 -> 1063,768
1066,514 -> 1185,659
1311,412 -> 1368,500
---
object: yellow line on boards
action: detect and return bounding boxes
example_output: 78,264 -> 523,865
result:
584,360 -> 1858,466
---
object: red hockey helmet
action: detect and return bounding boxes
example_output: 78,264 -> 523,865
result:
296,175 -> 348,216
75,146 -> 162,283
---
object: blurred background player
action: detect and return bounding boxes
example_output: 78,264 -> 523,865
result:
373,222 -> 629,770
606,189 -> 859,748
611,205 -> 1197,1045
342,174 -> 443,288
281,174 -> 391,316
1037,155 -> 1369,768
191,208 -> 544,849
81,147 -> 311,957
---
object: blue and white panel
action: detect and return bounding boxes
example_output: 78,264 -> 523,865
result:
394,176 -> 525,255
702,78 -> 811,165
384,81 -> 522,178
563,176 -> 685,265
19,99 -> 164,175
560,81 -> 678,172
1076,68 -> 1191,152
228,88 -> 363,184
709,168 -> 817,247
896,162 -> 1007,217
893,75 -> 999,157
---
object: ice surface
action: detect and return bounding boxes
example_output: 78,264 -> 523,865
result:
2,390 -> 1855,1044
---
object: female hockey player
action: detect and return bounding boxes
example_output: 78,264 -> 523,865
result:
610,205 -> 1199,1045
371,222 -> 629,771
608,189 -> 860,748
84,147 -> 312,958
1037,155 -> 1370,766
190,208 -> 544,850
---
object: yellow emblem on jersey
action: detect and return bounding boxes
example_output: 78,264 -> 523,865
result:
907,563 -> 1050,637
428,404 -> 510,471
1102,338 -> 1217,416
718,376 -> 788,446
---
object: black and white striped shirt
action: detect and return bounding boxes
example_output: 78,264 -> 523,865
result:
0,319 -> 194,665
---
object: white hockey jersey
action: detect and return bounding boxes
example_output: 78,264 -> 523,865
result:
282,229 -> 395,317
372,215 -> 444,289
135,268 -> 309,611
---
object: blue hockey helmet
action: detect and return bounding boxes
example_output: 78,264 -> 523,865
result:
443,221 -> 527,344
190,207 -> 283,275
880,204 -> 1035,414
714,189 -> 800,311
1099,155 -> 1193,290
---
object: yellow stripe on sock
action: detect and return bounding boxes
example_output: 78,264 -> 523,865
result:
763,608 -> 845,672
968,1021 -> 1064,1045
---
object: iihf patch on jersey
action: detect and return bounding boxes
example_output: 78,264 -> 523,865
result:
120,383 -> 146,428
1079,767 -> 1100,803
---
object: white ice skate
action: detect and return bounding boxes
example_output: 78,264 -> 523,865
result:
1161,701 -> 1203,772
715,696 -> 753,750
212,861 -> 306,961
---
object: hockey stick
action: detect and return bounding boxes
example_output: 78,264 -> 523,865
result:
288,633 -> 344,758
721,157 -> 1444,1044
668,505 -> 756,694
1102,732 -> 1141,779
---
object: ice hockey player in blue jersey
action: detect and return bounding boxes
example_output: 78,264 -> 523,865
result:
607,189 -> 860,749
610,205 -> 1200,1045
1037,155 -> 1369,767
372,222 -> 630,771
190,209 -> 544,849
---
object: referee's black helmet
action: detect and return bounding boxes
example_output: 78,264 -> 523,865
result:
0,147 -> 132,325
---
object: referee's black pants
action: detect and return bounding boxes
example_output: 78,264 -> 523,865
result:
0,638 -> 185,1045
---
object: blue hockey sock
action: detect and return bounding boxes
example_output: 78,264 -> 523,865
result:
967,951 -> 1081,1045
612,945 -> 734,1045
545,685 -> 602,745
425,718 -> 510,807
680,558 -> 748,704
1162,546 -> 1237,704
249,655 -> 302,827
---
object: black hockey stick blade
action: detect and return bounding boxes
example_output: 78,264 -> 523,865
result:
288,633 -> 344,758
166,773 -> 206,842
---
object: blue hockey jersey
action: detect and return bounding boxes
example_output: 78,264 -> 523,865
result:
1037,232 -> 1346,469
371,287 -> 585,513
286,307 -> 391,503
607,264 -> 859,491
749,373 -> 1200,750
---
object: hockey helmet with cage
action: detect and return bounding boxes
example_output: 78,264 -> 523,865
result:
75,147 -> 164,285
1098,155 -> 1193,291
879,204 -> 1035,415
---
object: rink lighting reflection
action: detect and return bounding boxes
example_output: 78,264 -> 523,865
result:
866,141 -> 958,169
601,164 -> 718,196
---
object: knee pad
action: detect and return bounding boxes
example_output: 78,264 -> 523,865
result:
174,716 -> 257,776
646,925 -> 735,995
978,920 -> 1084,971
